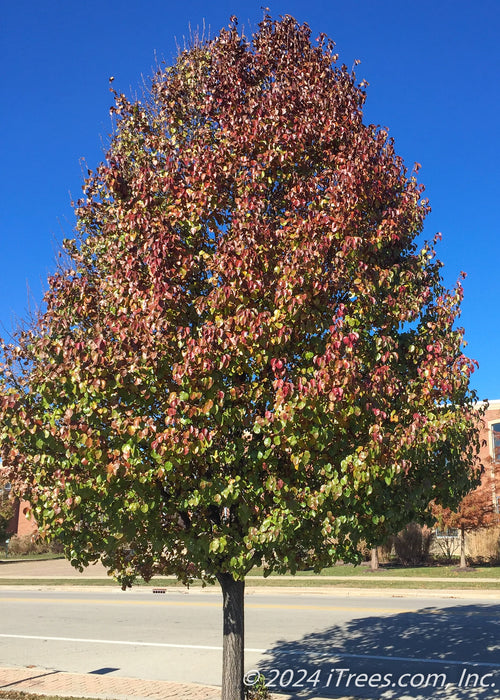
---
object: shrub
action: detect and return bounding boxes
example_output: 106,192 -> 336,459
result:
7,534 -> 62,556
393,523 -> 432,566
466,526 -> 500,565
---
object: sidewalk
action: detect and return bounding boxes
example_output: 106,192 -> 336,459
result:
0,666 -> 344,700
0,559 -> 110,579
0,666 -> 222,700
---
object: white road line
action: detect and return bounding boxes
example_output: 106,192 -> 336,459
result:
272,649 -> 500,669
1,634 -> 499,669
0,633 -> 231,652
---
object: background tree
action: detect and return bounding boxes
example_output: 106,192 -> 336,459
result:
433,468 -> 497,569
0,15 -> 482,699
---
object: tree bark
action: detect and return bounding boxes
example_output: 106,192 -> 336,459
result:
217,573 -> 245,700
460,525 -> 466,569
370,547 -> 379,571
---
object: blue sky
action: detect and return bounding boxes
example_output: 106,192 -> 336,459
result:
1,0 -> 498,400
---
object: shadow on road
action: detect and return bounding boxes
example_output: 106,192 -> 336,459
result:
254,604 -> 500,699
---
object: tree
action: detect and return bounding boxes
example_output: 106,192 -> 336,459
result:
0,15 -> 483,699
370,547 -> 379,571
433,466 -> 497,569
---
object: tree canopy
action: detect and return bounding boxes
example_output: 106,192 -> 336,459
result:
0,14 -> 483,698
433,448 -> 498,567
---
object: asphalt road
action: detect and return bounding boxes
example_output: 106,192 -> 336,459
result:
0,588 -> 499,698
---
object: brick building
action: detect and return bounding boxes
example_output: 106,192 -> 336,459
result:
478,399 -> 500,518
7,498 -> 37,538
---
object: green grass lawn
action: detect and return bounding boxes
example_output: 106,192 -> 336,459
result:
1,565 -> 499,590
0,553 -> 64,562
248,563 -> 500,578
245,577 -> 500,590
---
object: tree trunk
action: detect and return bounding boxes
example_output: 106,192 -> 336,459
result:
370,547 -> 379,570
460,525 -> 466,569
217,573 -> 245,700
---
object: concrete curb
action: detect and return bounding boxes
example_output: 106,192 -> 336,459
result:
0,582 -> 499,600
